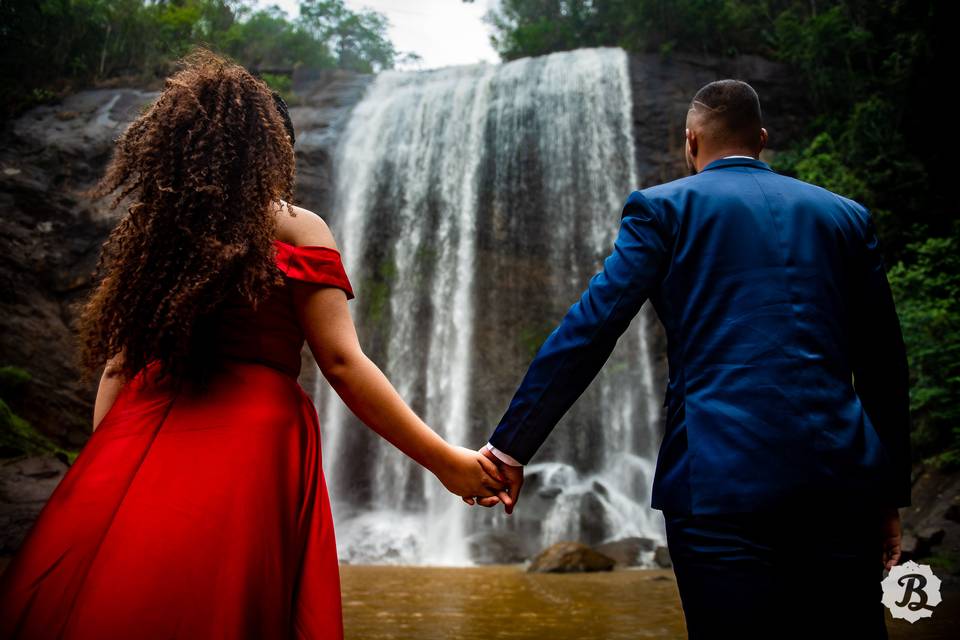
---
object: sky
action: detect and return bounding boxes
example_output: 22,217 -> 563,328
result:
263,0 -> 501,70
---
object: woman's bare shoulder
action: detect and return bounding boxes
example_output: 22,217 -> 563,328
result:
272,199 -> 339,250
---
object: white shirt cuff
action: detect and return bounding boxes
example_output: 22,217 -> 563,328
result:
485,442 -> 524,467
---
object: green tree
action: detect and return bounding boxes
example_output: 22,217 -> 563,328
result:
1,0 -> 402,121
298,0 -> 397,73
888,234 -> 960,469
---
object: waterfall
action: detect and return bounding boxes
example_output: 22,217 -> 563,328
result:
313,47 -> 666,566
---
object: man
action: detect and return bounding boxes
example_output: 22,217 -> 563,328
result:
473,80 -> 912,639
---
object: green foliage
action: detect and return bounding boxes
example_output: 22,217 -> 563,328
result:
770,3 -> 872,111
0,365 -> 32,395
0,365 -> 78,462
260,73 -> 293,101
216,3 -> 334,72
925,549 -> 960,575
789,132 -> 870,202
299,0 -> 397,73
0,399 -> 58,457
484,0 -> 777,61
888,235 -> 960,470
1,0 -> 401,121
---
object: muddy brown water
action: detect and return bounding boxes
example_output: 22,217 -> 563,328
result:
340,564 -> 959,640
1,558 -> 956,636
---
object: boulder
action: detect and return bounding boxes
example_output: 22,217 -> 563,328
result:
654,545 -> 672,568
594,536 -> 657,567
900,532 -> 919,561
527,541 -> 616,573
467,530 -> 538,565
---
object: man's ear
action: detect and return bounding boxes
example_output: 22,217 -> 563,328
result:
759,127 -> 768,152
686,128 -> 697,157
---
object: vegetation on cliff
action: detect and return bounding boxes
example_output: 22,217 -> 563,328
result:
0,366 -> 78,463
1,0 -> 408,118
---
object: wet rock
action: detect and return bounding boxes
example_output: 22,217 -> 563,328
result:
654,545 -> 672,568
901,464 -> 960,584
578,492 -> 612,547
918,527 -> 946,547
527,541 -> 616,573
900,533 -> 919,560
537,486 -> 562,500
467,530 -> 538,565
594,537 -> 657,567
0,455 -> 68,554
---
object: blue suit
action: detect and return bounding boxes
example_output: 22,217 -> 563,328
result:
487,156 -> 912,515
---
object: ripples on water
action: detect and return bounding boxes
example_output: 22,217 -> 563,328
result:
340,565 -> 959,640
342,565 -> 684,639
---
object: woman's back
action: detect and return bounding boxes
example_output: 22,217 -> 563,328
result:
216,237 -> 354,379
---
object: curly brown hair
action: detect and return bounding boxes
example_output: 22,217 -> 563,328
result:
75,46 -> 296,390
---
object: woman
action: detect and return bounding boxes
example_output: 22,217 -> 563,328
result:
0,47 -> 508,638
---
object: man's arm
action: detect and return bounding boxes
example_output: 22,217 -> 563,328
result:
486,190 -> 673,464
485,442 -> 523,467
849,205 -> 913,508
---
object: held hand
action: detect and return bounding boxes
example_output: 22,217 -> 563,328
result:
880,506 -> 902,571
433,444 -> 508,503
463,447 -> 523,514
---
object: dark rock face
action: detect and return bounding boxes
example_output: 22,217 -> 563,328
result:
286,68 -> 373,217
527,541 -> 616,573
0,456 -> 69,553
901,465 -> 960,586
629,52 -> 806,189
0,73 -> 371,446
0,89 -> 157,445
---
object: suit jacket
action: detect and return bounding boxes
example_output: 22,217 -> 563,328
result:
487,156 -> 912,514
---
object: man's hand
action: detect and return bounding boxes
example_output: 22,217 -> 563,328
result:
463,447 -> 524,514
433,445 -> 507,502
880,506 -> 902,571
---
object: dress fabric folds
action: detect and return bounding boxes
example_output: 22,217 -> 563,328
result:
0,239 -> 354,639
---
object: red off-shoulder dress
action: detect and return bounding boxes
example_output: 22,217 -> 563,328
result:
0,239 -> 354,639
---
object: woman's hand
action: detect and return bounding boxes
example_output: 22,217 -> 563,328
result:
432,444 -> 510,504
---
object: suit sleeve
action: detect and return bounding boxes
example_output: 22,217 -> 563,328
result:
849,205 -> 913,507
486,190 -> 672,464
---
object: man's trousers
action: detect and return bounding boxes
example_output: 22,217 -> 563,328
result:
663,500 -> 888,639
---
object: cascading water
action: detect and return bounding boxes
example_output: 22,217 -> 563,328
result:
312,47 -> 667,566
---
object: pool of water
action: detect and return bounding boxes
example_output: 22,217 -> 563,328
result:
1,557 -> 955,637
340,565 -> 959,640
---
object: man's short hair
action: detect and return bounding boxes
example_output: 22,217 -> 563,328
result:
688,79 -> 762,148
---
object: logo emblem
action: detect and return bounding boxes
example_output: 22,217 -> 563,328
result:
881,560 -> 942,622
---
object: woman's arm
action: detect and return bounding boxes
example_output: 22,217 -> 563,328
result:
283,209 -> 509,505
92,353 -> 126,432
